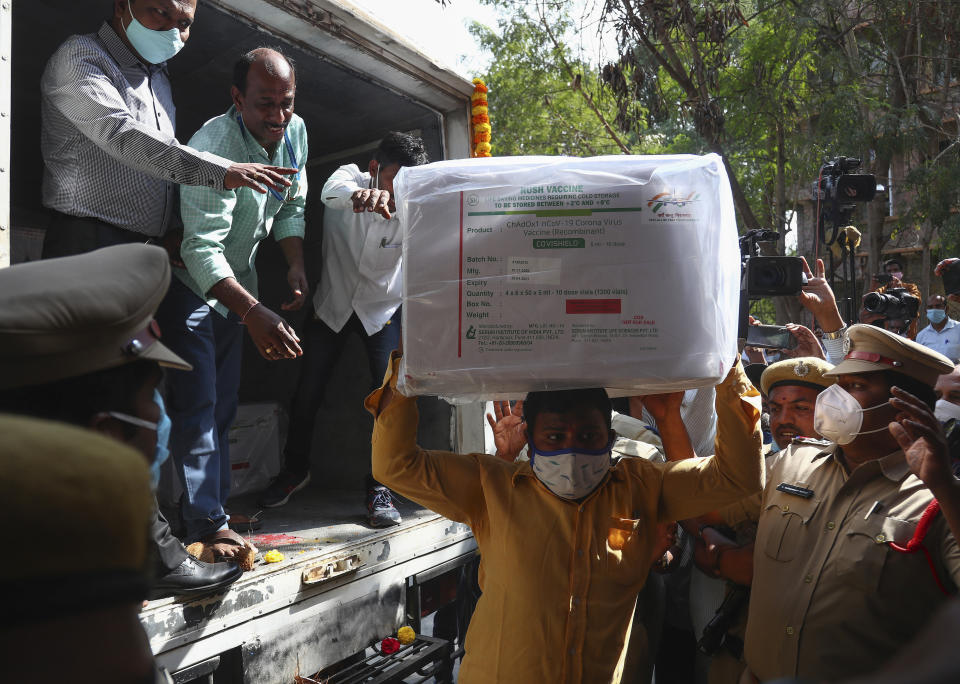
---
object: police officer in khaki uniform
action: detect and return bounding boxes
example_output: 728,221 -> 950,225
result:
0,244 -> 242,598
690,357 -> 835,684
741,324 -> 960,682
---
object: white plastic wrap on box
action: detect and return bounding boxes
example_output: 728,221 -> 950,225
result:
393,154 -> 740,400
227,402 -> 282,499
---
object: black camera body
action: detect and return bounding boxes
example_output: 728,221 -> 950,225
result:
819,156 -> 878,228
863,287 -> 919,324
738,229 -> 807,339
743,256 -> 808,296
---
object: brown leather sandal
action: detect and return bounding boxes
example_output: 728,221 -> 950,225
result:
186,528 -> 258,571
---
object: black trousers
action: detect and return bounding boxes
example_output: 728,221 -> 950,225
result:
41,210 -> 188,576
41,210 -> 154,259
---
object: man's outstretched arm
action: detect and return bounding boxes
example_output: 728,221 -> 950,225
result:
366,352 -> 487,525
658,359 -> 764,522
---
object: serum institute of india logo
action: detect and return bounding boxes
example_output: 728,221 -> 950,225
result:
647,190 -> 700,222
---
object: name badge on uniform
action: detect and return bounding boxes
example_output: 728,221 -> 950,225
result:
776,482 -> 814,499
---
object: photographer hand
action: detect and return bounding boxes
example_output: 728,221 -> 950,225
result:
935,258 -> 959,277
783,323 -> 826,360
799,257 -> 844,332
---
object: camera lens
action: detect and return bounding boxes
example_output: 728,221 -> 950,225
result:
753,262 -> 786,289
863,292 -> 891,314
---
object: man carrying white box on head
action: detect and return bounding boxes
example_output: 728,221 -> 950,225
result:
366,348 -> 764,684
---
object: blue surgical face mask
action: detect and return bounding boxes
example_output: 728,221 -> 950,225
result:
927,308 -> 948,325
529,438 -> 613,500
152,389 -> 171,489
123,0 -> 185,64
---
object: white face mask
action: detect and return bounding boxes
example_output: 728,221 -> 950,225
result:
813,383 -> 891,445
935,399 -> 960,423
531,440 -> 612,500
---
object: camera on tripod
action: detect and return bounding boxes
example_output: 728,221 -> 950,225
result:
819,156 -> 878,228
814,156 -> 884,324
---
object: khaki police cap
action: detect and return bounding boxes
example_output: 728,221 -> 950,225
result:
0,245 -> 190,390
824,323 -> 953,387
0,414 -> 152,612
761,357 -> 836,396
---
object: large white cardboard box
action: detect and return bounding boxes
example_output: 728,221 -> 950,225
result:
394,154 -> 740,399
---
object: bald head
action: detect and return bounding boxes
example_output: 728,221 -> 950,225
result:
233,47 -> 296,94
231,47 -> 297,152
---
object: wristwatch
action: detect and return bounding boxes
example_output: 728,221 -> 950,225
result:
821,324 -> 848,340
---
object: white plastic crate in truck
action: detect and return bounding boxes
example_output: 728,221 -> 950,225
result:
394,154 -> 741,400
227,402 -> 282,498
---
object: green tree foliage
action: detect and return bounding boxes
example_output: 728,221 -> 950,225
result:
471,0 -> 960,316
470,5 -> 633,156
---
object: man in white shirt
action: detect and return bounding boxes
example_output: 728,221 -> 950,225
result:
258,132 -> 428,526
917,295 -> 960,362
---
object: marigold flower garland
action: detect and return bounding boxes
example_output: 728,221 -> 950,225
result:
471,78 -> 492,157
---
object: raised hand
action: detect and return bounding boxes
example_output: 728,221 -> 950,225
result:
486,400 -> 526,462
783,323 -> 826,360
639,391 -> 685,424
798,257 -> 844,331
888,386 -> 953,491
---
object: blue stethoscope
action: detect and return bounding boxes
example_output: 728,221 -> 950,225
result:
235,113 -> 300,202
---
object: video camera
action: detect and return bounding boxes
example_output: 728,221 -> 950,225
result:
818,156 -> 878,233
815,156 -> 883,324
738,229 -> 807,339
863,287 -> 919,333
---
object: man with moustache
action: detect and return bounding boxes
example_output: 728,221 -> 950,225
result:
41,0 -> 297,258
740,325 -> 960,682
683,357 -> 835,684
157,48 -> 308,562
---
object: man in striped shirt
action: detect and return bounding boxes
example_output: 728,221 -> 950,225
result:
40,0 -> 297,258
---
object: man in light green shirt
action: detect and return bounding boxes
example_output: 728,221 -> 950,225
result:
156,47 -> 308,561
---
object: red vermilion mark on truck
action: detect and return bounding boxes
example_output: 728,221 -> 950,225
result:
247,533 -> 305,547
565,299 -> 622,314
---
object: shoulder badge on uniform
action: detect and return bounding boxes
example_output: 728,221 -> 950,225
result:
793,360 -> 810,377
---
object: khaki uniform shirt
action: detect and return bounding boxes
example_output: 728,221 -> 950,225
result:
743,441 -> 960,681
367,357 -> 763,684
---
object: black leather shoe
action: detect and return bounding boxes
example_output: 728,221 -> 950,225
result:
149,556 -> 243,600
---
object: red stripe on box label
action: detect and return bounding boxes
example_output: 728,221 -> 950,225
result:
565,299 -> 622,314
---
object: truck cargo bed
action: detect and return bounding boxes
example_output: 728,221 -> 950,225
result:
142,489 -> 476,683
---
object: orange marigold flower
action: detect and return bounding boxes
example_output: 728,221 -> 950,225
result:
472,114 -> 490,124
